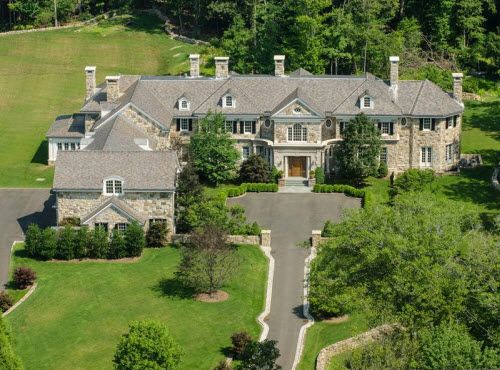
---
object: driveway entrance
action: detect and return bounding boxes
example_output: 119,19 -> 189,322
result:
228,193 -> 361,369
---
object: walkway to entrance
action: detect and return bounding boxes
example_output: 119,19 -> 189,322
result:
228,193 -> 361,369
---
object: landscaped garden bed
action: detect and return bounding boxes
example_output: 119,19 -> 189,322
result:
5,243 -> 268,369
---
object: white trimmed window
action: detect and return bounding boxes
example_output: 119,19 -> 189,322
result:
242,146 -> 250,160
381,122 -> 390,135
64,142 -> 69,150
70,143 -> 76,151
180,118 -> 189,131
104,179 -> 124,195
179,99 -> 189,110
57,143 -> 63,150
224,120 -> 234,133
446,116 -> 453,129
361,96 -> 372,109
244,121 -> 252,134
224,95 -> 234,108
380,147 -> 388,164
288,123 -> 307,142
445,144 -> 453,162
114,223 -> 128,232
421,147 -> 432,166
422,118 -> 431,130
95,223 -> 108,232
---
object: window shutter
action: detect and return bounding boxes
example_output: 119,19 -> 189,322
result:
389,122 -> 394,135
453,115 -> 458,127
340,122 -> 344,134
233,121 -> 237,134
419,119 -> 423,131
176,119 -> 180,131
188,119 -> 193,131
377,122 -> 382,132
431,118 -> 436,131
252,121 -> 256,134
445,119 -> 449,129
240,120 -> 244,134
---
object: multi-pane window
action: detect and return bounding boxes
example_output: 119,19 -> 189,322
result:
57,142 -> 80,151
363,96 -> 371,108
64,142 -> 69,150
288,123 -> 307,142
224,120 -> 234,133
114,223 -> 128,233
225,95 -> 233,107
150,218 -> 167,225
95,223 -> 108,232
380,147 -> 388,164
180,118 -> 189,131
70,143 -> 76,151
445,144 -> 453,162
105,179 -> 123,195
422,118 -> 431,130
446,117 -> 453,129
421,147 -> 432,166
381,122 -> 390,135
242,146 -> 250,160
339,121 -> 348,137
180,99 -> 188,110
244,121 -> 253,134
57,143 -> 63,150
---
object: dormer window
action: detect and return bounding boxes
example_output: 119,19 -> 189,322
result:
224,95 -> 234,108
362,96 -> 372,108
103,178 -> 124,195
179,98 -> 190,111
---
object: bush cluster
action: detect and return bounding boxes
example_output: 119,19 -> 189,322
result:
313,184 -> 374,208
314,167 -> 325,184
377,162 -> 388,178
25,223 -> 145,261
226,183 -> 278,197
390,169 -> 435,197
0,316 -> 23,369
0,292 -> 13,313
146,222 -> 169,248
321,221 -> 335,237
13,267 -> 36,289
231,331 -> 252,360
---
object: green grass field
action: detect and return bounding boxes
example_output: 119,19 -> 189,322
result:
0,13 -> 200,187
5,244 -> 267,370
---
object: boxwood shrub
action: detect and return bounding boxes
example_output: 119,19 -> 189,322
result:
226,183 -> 278,197
313,184 -> 370,207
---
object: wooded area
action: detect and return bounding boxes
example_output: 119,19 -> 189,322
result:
1,0 -> 499,79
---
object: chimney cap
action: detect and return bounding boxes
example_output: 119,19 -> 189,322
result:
189,54 -> 200,59
85,66 -> 96,72
106,75 -> 120,81
214,56 -> 229,61
274,55 -> 286,61
389,56 -> 399,62
452,72 -> 464,78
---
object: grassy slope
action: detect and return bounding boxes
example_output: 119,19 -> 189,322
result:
6,244 -> 267,370
0,13 -> 199,188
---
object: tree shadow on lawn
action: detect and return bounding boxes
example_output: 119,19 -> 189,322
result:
121,13 -> 166,35
440,167 -> 500,211
464,100 -> 500,142
152,277 -> 197,300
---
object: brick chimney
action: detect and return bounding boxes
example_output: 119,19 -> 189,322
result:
85,66 -> 96,101
106,75 -> 120,103
215,57 -> 229,79
452,73 -> 463,104
274,55 -> 285,77
189,54 -> 200,78
389,56 -> 399,100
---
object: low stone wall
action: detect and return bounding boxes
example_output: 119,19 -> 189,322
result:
492,167 -> 500,191
316,324 -> 399,370
311,230 -> 330,248
173,230 -> 271,247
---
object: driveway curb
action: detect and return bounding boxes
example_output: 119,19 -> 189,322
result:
291,245 -> 317,369
258,243 -> 275,341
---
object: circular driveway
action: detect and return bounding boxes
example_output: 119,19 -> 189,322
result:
228,192 -> 361,369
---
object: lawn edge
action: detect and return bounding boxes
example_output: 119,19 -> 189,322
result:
257,240 -> 275,341
3,282 -> 37,317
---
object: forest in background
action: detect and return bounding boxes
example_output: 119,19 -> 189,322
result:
1,0 -> 499,82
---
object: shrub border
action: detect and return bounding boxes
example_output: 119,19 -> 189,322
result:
312,184 -> 372,207
226,183 -> 279,198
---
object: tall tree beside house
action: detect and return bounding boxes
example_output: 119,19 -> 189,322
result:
124,222 -> 145,257
176,224 -> 238,295
336,113 -> 382,184
175,162 -> 204,233
189,112 -> 239,185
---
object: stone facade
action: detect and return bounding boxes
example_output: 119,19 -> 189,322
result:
56,191 -> 174,232
123,107 -> 170,150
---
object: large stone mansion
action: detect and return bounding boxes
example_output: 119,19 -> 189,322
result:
48,54 -> 464,231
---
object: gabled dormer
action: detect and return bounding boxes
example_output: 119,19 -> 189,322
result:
359,90 -> 374,109
221,89 -> 235,108
177,94 -> 190,111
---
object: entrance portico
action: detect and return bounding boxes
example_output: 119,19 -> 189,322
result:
287,156 -> 307,178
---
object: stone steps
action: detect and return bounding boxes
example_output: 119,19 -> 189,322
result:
284,179 -> 309,187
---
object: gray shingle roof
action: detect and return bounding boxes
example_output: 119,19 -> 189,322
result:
54,151 -> 178,191
81,196 -> 147,225
46,115 -> 85,138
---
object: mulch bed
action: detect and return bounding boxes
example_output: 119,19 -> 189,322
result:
194,290 -> 229,303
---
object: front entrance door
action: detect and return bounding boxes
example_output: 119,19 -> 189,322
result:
288,157 -> 307,177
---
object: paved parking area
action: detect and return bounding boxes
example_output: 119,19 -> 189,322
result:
228,193 -> 361,369
0,189 -> 55,289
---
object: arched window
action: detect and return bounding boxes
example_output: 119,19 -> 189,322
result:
103,178 -> 124,195
287,123 -> 307,142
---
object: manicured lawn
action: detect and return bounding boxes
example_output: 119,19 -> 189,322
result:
297,313 -> 368,370
5,243 -> 267,370
0,13 -> 200,188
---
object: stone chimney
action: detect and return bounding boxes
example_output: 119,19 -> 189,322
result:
215,57 -> 229,79
452,72 -> 463,104
85,66 -> 96,101
189,54 -> 200,78
106,75 -> 120,103
274,55 -> 285,77
389,56 -> 399,100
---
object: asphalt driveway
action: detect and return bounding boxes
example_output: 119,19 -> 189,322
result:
228,193 -> 361,369
0,189 -> 55,289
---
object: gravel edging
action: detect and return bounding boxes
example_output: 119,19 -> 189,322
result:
291,245 -> 317,370
257,243 -> 275,341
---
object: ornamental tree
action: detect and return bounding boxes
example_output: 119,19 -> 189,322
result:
336,113 -> 381,184
124,222 -> 145,257
113,320 -> 181,370
239,339 -> 281,370
239,154 -> 271,183
190,112 -> 239,185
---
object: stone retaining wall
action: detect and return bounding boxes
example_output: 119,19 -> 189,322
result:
311,230 -> 330,248
173,230 -> 271,246
316,324 -> 399,370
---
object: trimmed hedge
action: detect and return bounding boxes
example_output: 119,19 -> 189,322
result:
227,183 -> 279,197
313,184 -> 373,208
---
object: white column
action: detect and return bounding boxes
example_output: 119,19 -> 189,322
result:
284,156 -> 288,178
